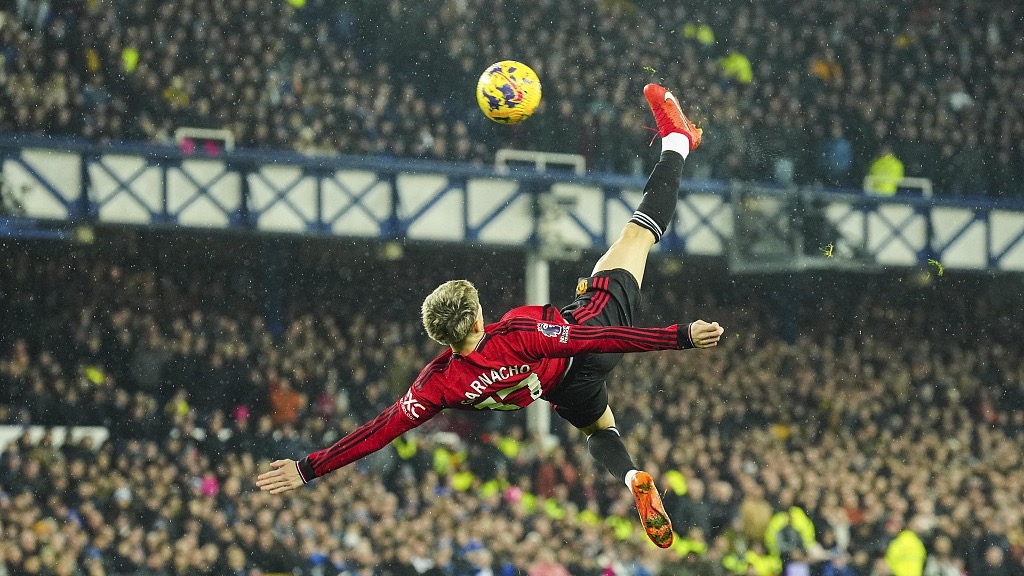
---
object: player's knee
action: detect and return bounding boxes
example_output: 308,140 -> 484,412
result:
579,406 -> 616,435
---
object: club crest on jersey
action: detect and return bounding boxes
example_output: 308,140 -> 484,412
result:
537,322 -> 569,343
576,279 -> 588,295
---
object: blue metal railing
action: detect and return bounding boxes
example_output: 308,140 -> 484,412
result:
1,134 -> 1022,273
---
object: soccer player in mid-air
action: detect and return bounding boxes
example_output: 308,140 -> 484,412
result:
256,84 -> 723,549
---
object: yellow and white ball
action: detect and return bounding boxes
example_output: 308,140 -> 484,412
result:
476,61 -> 542,125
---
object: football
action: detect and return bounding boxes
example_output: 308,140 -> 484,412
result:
476,60 -> 542,124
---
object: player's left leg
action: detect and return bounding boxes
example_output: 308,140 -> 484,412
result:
549,377 -> 673,548
590,84 -> 703,290
580,405 -> 674,548
550,371 -> 674,548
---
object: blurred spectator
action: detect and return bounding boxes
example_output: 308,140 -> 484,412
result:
720,51 -> 753,86
974,546 -> 1013,576
809,49 -> 843,85
923,536 -> 962,576
667,477 -> 712,540
528,548 -> 571,576
819,124 -> 854,186
884,529 -> 926,576
943,132 -> 988,196
267,376 -> 304,426
865,145 -> 905,195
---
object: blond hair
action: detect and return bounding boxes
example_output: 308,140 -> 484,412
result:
421,280 -> 480,346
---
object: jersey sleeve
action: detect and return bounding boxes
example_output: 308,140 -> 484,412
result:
296,384 -> 442,481
505,317 -> 694,359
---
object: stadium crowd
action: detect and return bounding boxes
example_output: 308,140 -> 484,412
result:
0,0 -> 1022,196
1,234 -> 1023,576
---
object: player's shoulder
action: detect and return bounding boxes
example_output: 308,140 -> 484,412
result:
497,304 -> 564,324
411,349 -> 455,390
487,305 -> 566,340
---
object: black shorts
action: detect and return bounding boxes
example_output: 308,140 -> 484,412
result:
542,268 -> 641,428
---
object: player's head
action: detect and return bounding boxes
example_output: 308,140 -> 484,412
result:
421,280 -> 481,346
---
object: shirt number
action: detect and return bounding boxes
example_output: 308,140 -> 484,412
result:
474,374 -> 542,411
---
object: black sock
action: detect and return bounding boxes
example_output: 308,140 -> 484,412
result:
628,151 -> 685,242
587,427 -> 637,482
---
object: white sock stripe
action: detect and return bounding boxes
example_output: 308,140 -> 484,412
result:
631,211 -> 664,238
631,211 -> 662,233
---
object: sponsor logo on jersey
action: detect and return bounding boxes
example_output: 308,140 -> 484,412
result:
400,389 -> 426,420
576,279 -> 588,295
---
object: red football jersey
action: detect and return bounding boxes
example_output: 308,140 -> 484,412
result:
297,304 -> 691,481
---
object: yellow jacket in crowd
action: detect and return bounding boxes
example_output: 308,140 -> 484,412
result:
866,152 -> 905,195
764,507 -> 816,556
886,530 -> 927,576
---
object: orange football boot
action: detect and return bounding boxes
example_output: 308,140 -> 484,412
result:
643,83 -> 703,150
630,471 -> 674,548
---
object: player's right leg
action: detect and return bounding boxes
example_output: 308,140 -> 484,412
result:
590,84 -> 703,290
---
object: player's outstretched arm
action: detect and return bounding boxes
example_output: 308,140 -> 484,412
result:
508,317 -> 724,358
255,390 -> 440,495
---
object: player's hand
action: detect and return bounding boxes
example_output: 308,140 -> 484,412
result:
255,459 -> 304,494
689,320 -> 724,348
